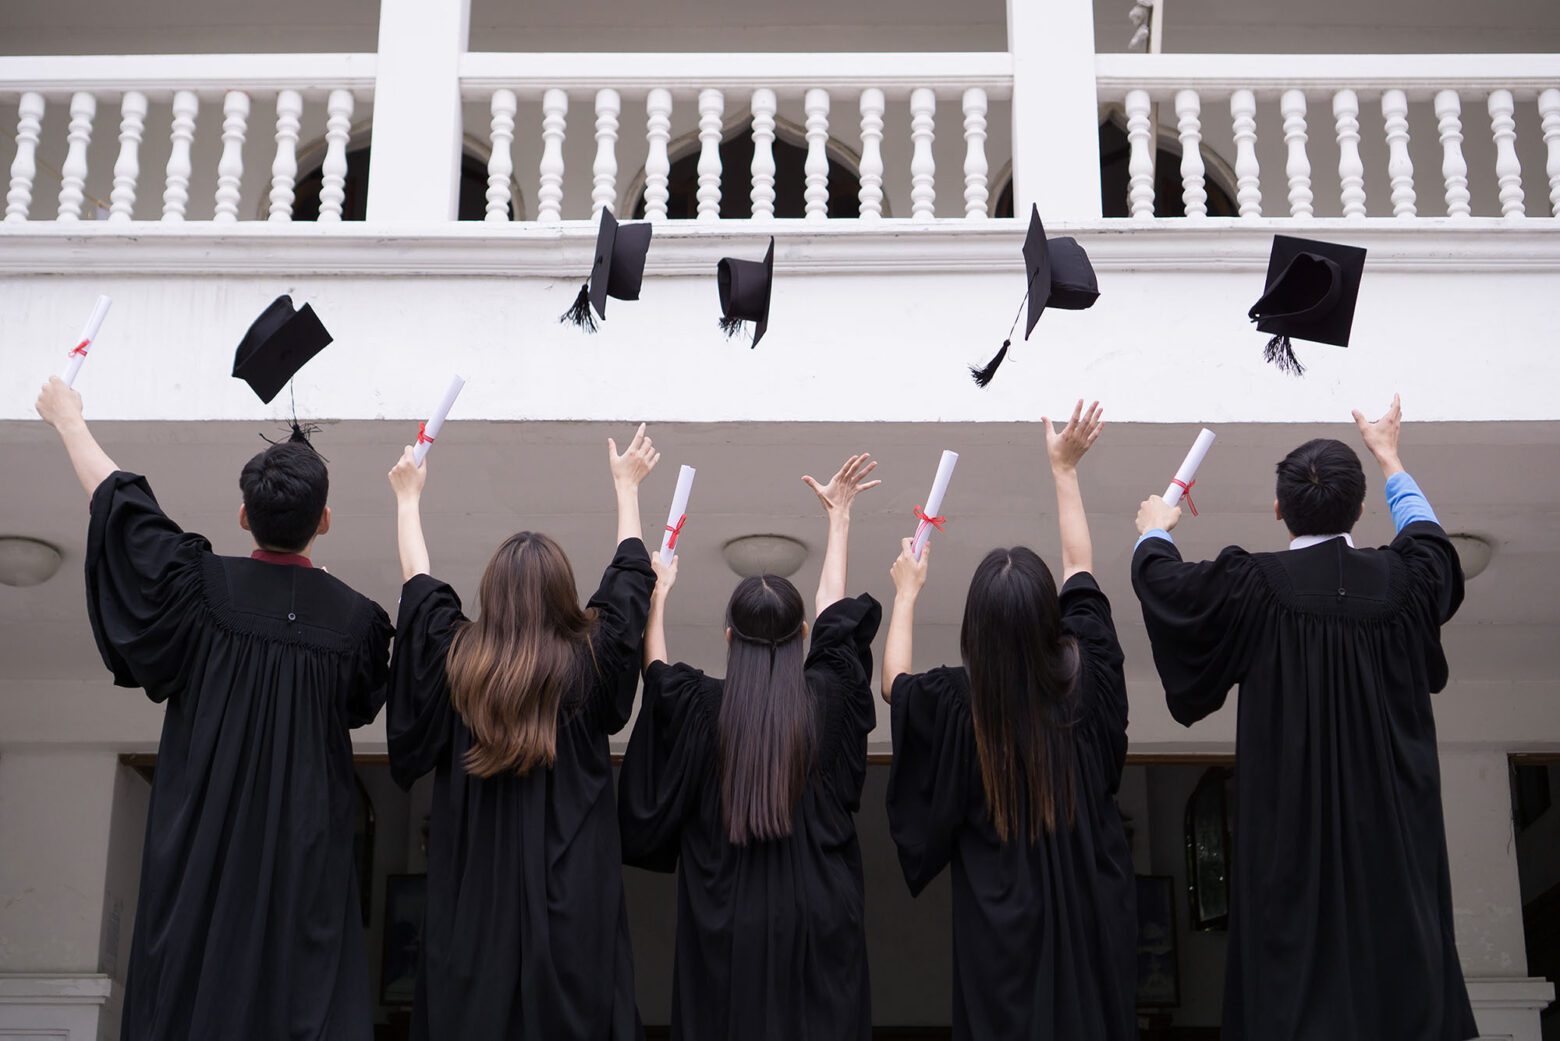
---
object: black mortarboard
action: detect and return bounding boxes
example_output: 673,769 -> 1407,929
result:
717,237 -> 774,348
971,205 -> 1100,387
1248,234 -> 1366,376
559,208 -> 653,332
232,295 -> 332,404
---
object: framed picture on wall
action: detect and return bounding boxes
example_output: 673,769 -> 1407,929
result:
1136,874 -> 1180,1008
380,873 -> 426,1007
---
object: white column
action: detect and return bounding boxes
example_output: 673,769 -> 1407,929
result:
1174,88 -> 1207,218
1126,88 -> 1154,218
365,0 -> 471,221
486,89 -> 516,222
644,88 -> 672,222
108,91 -> 148,223
212,90 -> 250,224
57,92 -> 96,222
1230,89 -> 1261,217
1330,89 -> 1365,218
1281,89 -> 1313,218
1006,0 -> 1101,217
962,87 -> 989,219
5,92 -> 44,222
161,90 -> 198,222
268,89 -> 303,221
1382,89 -> 1417,218
1539,88 -> 1560,218
592,88 -> 621,217
857,88 -> 885,220
803,88 -> 831,220
696,88 -> 724,221
750,88 -> 777,220
537,89 -> 567,224
1488,89 -> 1525,218
318,90 -> 354,222
909,87 -> 936,221
1435,90 -> 1471,219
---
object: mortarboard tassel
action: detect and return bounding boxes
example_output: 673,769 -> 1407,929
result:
1263,334 -> 1306,377
969,340 -> 1010,388
718,316 -> 746,340
559,282 -> 598,333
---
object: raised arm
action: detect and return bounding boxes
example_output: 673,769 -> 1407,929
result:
882,537 -> 930,703
36,378 -> 119,498
644,551 -> 677,668
608,423 -> 660,546
802,452 -> 881,616
1353,394 -> 1442,531
1043,400 -> 1104,582
388,447 -> 431,581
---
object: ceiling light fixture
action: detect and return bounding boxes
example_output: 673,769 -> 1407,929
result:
721,534 -> 809,579
1446,533 -> 1495,581
0,536 -> 64,588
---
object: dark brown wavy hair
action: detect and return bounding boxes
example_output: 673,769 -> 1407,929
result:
445,532 -> 595,778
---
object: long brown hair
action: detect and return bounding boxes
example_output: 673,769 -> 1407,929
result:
960,547 -> 1080,841
446,532 -> 595,778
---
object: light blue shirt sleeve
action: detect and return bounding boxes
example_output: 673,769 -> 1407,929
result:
1134,528 -> 1174,550
1385,471 -> 1439,532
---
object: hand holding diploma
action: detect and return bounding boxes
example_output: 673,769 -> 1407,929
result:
910,450 -> 959,561
1163,428 -> 1216,515
62,295 -> 113,387
413,374 -> 466,466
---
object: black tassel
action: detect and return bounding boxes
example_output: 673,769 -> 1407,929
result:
259,422 -> 325,458
1263,334 -> 1305,376
718,316 -> 746,340
559,283 -> 597,332
969,340 -> 1010,388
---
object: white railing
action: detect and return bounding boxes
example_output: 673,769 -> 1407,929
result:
459,52 -> 1014,223
1,54 -> 375,223
1096,54 -> 1560,219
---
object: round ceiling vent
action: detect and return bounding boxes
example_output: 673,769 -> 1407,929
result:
0,536 -> 64,588
721,534 -> 809,579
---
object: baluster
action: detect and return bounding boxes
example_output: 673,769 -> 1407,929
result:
5,92 -> 44,222
857,88 -> 885,220
1125,88 -> 1154,218
803,89 -> 831,220
1487,89 -> 1525,218
213,90 -> 250,223
962,87 -> 989,219
109,91 -> 147,223
57,91 -> 96,222
318,89 -> 354,222
1281,89 -> 1313,218
1381,89 -> 1416,218
910,87 -> 936,221
1229,89 -> 1261,217
644,88 -> 673,221
1434,89 -> 1471,218
1175,89 -> 1207,217
268,89 -> 302,221
1332,89 -> 1366,218
1541,88 -> 1560,217
486,89 -> 517,222
696,89 -> 724,221
749,88 -> 777,219
592,88 -> 620,216
161,90 -> 198,222
537,88 -> 567,224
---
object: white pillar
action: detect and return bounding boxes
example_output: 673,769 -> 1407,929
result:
366,0 -> 471,222
1006,0 -> 1101,218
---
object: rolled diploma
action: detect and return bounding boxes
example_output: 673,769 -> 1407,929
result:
62,295 -> 113,386
1163,428 -> 1217,507
911,450 -> 959,560
413,374 -> 466,466
659,465 -> 697,561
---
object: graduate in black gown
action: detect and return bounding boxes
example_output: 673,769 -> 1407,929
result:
619,452 -> 884,1041
882,402 -> 1136,1041
384,424 -> 661,1041
1131,396 -> 1476,1041
35,377 -> 392,1041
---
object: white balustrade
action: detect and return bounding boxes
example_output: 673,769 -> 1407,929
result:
1333,89 -> 1366,218
1542,88 -> 1560,218
213,90 -> 250,223
749,88 -> 777,220
1174,88 -> 1207,217
6,92 -> 44,222
57,91 -> 96,222
1229,89 -> 1261,217
644,88 -> 672,221
857,88 -> 885,220
962,87 -> 989,219
696,88 -> 724,221
1280,89 -> 1313,218
803,88 -> 830,220
1487,89 -> 1525,217
161,90 -> 198,221
592,88 -> 620,217
486,89 -> 517,222
268,89 -> 302,221
1125,88 -> 1154,218
318,89 -> 354,222
909,87 -> 936,221
109,91 -> 147,223
1381,89 -> 1416,218
537,88 -> 567,224
1434,90 -> 1471,218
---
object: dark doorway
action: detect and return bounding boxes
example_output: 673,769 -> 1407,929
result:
1511,756 -> 1560,1041
292,146 -> 502,221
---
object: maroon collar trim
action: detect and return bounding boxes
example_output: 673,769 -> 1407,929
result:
250,549 -> 315,569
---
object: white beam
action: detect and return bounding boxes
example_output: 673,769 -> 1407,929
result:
1007,0 -> 1102,218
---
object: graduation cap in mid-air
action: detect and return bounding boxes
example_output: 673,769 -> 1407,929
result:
1248,235 -> 1366,376
559,209 -> 653,333
233,295 -> 332,405
717,237 -> 774,348
971,205 -> 1100,387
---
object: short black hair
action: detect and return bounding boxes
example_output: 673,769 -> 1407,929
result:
239,441 -> 329,552
1275,438 -> 1366,537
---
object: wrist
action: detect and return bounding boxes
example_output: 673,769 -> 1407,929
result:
396,493 -> 422,509
1051,461 -> 1077,476
1376,453 -> 1404,477
614,480 -> 640,497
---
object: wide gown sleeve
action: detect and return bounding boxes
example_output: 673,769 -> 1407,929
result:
346,601 -> 394,729
387,574 -> 468,789
618,661 -> 717,872
806,593 -> 883,777
586,539 -> 657,732
885,668 -> 974,896
1059,572 -> 1129,787
84,471 -> 212,700
1390,519 -> 1466,693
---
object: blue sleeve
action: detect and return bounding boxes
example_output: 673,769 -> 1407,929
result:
1385,472 -> 1439,532
1135,528 -> 1174,550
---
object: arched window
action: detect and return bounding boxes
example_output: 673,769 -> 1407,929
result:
630,119 -> 863,220
290,142 -> 518,221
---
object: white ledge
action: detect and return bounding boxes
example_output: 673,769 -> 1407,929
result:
0,974 -> 113,1003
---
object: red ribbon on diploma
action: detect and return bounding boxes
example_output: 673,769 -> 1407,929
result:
1171,478 -> 1199,517
68,339 -> 91,358
665,514 -> 687,550
416,422 -> 435,446
913,505 -> 946,532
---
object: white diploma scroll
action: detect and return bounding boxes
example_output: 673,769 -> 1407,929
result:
911,450 -> 959,560
62,295 -> 113,386
413,374 -> 466,466
659,465 -> 697,561
1163,428 -> 1217,509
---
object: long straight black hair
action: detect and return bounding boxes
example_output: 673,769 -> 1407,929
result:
719,574 -> 812,845
961,547 -> 1081,842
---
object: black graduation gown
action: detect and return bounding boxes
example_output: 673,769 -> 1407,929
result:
884,573 -> 1136,1041
1131,524 -> 1477,1041
387,539 -> 654,1041
84,472 -> 392,1041
617,594 -> 882,1041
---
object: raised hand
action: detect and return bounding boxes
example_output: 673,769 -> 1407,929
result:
1352,393 -> 1403,475
1136,495 -> 1182,535
36,376 -> 85,431
1044,399 -> 1104,473
651,550 -> 678,597
388,446 -> 427,502
802,452 -> 881,519
890,537 -> 930,597
608,423 -> 661,489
